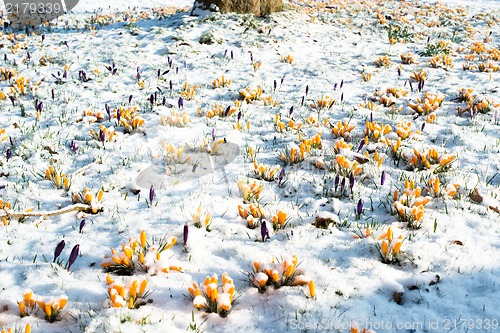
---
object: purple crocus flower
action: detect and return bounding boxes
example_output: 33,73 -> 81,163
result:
79,219 -> 85,233
183,224 -> 188,247
211,128 -> 216,141
169,80 -> 173,91
421,122 -> 426,131
149,185 -> 155,206
53,240 -> 65,263
237,111 -> 242,122
6,148 -> 12,162
162,97 -> 166,106
224,49 -> 228,58
341,93 -> 344,104
301,96 -> 305,106
9,95 -> 15,106
370,112 -> 373,123
340,79 -> 344,89
278,168 -> 285,186
305,85 -> 309,96
230,50 -> 234,59
349,172 -> 355,191
51,88 -> 55,100
340,177 -> 346,194
357,139 -> 365,152
397,67 -> 401,77
381,170 -> 386,186
261,221 -> 269,242
42,34 -> 45,42
99,128 -> 105,144
357,199 -> 363,216
67,244 -> 80,271
105,103 -> 110,120
334,174 -> 340,192
289,106 -> 294,116
178,97 -> 184,109
281,75 -> 285,85
274,79 -> 277,91
128,95 -> 133,104
117,108 -> 121,124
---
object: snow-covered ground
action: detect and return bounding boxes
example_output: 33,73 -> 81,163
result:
0,0 -> 499,332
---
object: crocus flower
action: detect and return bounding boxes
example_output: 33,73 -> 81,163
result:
178,97 -> 184,109
305,85 -> 309,96
340,177 -> 346,193
149,185 -> 155,206
211,128 -> 216,141
301,96 -> 305,106
67,244 -> 79,271
183,224 -> 188,247
421,122 -> 426,131
6,148 -> 12,161
278,168 -> 285,187
273,79 -> 277,91
349,172 -> 355,192
261,221 -> 269,242
128,95 -> 133,104
105,103 -> 110,120
357,199 -> 363,216
53,240 -> 65,262
381,170 -> 386,186
99,128 -> 105,144
357,139 -> 365,152
79,219 -> 85,233
334,174 -> 340,192
51,88 -> 55,100
289,106 -> 294,116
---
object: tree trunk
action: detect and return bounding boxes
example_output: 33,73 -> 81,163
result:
192,0 -> 283,17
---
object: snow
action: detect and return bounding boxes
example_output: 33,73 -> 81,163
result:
0,0 -> 499,332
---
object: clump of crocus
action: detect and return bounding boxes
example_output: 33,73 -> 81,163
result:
37,296 -> 68,322
456,88 -> 498,116
329,155 -> 362,179
105,275 -> 151,309
238,204 -> 264,229
427,54 -> 454,69
409,69 -> 427,85
162,110 -> 190,127
408,92 -> 445,115
203,104 -> 237,118
383,137 -> 402,160
0,323 -> 31,333
363,150 -> 384,168
310,95 -> 334,110
332,138 -> 353,154
274,113 -> 303,133
192,205 -> 212,231
101,230 -> 181,275
365,121 -> 392,142
72,188 -> 104,213
249,256 -> 314,297
45,165 -> 71,191
393,180 -> 432,229
90,125 -> 115,144
404,148 -> 456,173
361,70 -> 372,82
18,290 -> 36,317
280,54 -> 294,64
82,107 -> 105,122
299,132 -> 322,150
180,82 -> 197,100
280,143 -> 307,166
330,120 -> 355,139
188,272 -> 236,317
212,76 -> 232,88
239,86 -> 263,103
271,210 -> 290,230
401,52 -> 419,64
237,179 -> 263,203
253,161 -> 280,181
377,227 -> 403,264
395,121 -> 418,140
426,176 -> 459,198
374,55 -> 391,68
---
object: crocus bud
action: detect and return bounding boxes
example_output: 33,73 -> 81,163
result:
211,128 -> 216,141
6,148 -> 12,162
340,177 -> 346,193
334,174 -> 340,192
305,85 -> 309,96
357,199 -> 363,216
261,221 -> 269,242
67,244 -> 80,271
273,79 -> 277,91
128,95 -> 133,104
183,224 -> 188,247
53,240 -> 65,263
381,170 -> 386,186
357,139 -> 365,152
105,103 -> 110,120
149,185 -> 155,206
349,172 -> 355,192
289,106 -> 294,116
79,219 -> 85,233
421,122 -> 426,131
99,129 -> 105,144
178,97 -> 184,109
278,168 -> 285,186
